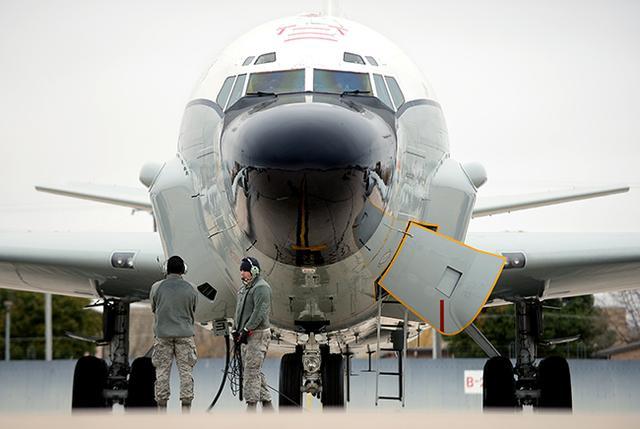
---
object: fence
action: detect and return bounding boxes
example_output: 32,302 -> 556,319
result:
1,358 -> 639,413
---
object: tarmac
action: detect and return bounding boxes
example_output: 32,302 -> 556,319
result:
1,412 -> 638,429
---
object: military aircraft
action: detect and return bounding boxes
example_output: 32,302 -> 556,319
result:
1,12 -> 639,411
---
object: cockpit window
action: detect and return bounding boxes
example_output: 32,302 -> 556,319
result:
313,69 -> 372,94
385,76 -> 405,107
343,52 -> 365,65
242,56 -> 255,66
246,69 -> 305,95
216,76 -> 235,107
226,74 -> 246,108
254,52 -> 276,65
373,74 -> 393,109
365,56 -> 379,66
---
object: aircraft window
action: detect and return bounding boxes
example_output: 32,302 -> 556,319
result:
313,69 -> 372,94
385,76 -> 405,107
246,69 -> 305,94
254,52 -> 276,65
226,74 -> 246,108
373,74 -> 393,109
216,76 -> 235,107
242,56 -> 255,66
365,56 -> 379,66
343,52 -> 365,65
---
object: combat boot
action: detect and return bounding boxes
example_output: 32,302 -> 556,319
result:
157,401 -> 167,413
262,401 -> 273,411
246,402 -> 257,412
181,401 -> 192,413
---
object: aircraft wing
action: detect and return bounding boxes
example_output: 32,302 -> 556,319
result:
0,232 -> 164,299
472,186 -> 629,217
466,231 -> 640,301
35,183 -> 152,211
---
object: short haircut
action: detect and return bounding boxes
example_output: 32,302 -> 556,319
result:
167,255 -> 185,274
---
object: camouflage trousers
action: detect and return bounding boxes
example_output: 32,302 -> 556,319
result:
241,328 -> 271,403
152,336 -> 197,404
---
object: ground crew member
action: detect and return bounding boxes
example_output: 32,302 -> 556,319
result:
234,256 -> 273,411
150,255 -> 198,412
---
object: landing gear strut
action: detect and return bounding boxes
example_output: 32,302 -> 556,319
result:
103,300 -> 130,405
482,300 -> 572,410
278,333 -> 345,409
71,299 -> 156,409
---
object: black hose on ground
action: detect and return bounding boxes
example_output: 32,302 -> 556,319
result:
238,351 -> 243,402
207,334 -> 231,411
205,333 -> 303,410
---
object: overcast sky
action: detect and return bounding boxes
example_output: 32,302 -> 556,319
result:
1,0 -> 639,233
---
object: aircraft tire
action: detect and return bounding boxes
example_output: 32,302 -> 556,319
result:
482,356 -> 518,409
536,356 -> 572,410
321,353 -> 345,407
279,353 -> 303,408
71,356 -> 108,409
126,356 -> 157,408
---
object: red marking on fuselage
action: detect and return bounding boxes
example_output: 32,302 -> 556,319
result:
284,36 -> 338,42
288,31 -> 337,37
327,24 -> 348,35
440,299 -> 445,332
289,26 -> 333,31
277,23 -> 348,41
276,24 -> 296,35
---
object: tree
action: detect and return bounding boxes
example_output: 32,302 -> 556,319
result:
0,290 -> 102,360
607,290 -> 640,341
447,295 -> 616,358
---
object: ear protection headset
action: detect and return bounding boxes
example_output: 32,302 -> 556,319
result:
162,256 -> 188,276
243,257 -> 260,277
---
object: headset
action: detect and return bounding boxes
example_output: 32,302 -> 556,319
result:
162,256 -> 188,276
243,257 -> 260,277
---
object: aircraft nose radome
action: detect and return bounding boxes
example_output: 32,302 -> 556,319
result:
227,102 -> 384,170
220,96 -> 396,267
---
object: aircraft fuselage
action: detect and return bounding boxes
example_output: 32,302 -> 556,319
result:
148,15 -> 479,335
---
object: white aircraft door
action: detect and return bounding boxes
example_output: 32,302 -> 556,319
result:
376,221 -> 505,335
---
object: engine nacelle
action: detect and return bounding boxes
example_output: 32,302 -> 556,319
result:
422,158 -> 482,240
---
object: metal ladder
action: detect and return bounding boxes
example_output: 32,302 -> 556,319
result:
374,296 -> 408,406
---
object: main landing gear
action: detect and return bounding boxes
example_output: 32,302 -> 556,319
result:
481,300 -> 573,411
278,332 -> 345,409
71,299 -> 156,410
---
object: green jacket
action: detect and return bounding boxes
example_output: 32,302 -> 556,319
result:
150,274 -> 198,338
234,276 -> 272,331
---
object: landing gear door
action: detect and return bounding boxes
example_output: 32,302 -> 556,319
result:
376,221 -> 506,335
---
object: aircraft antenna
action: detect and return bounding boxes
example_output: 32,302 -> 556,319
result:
322,0 -> 342,17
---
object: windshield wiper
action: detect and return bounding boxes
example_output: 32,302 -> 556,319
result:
246,91 -> 278,97
340,89 -> 371,97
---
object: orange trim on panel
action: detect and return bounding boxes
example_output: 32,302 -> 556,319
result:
374,219 -> 507,336
462,260 -> 507,335
410,220 -> 439,232
372,220 -> 439,299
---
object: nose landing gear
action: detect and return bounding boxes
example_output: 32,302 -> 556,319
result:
278,332 -> 345,409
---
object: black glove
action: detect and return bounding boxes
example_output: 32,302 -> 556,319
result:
232,330 -> 241,344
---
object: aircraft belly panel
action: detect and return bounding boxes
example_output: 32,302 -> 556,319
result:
377,221 -> 505,335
